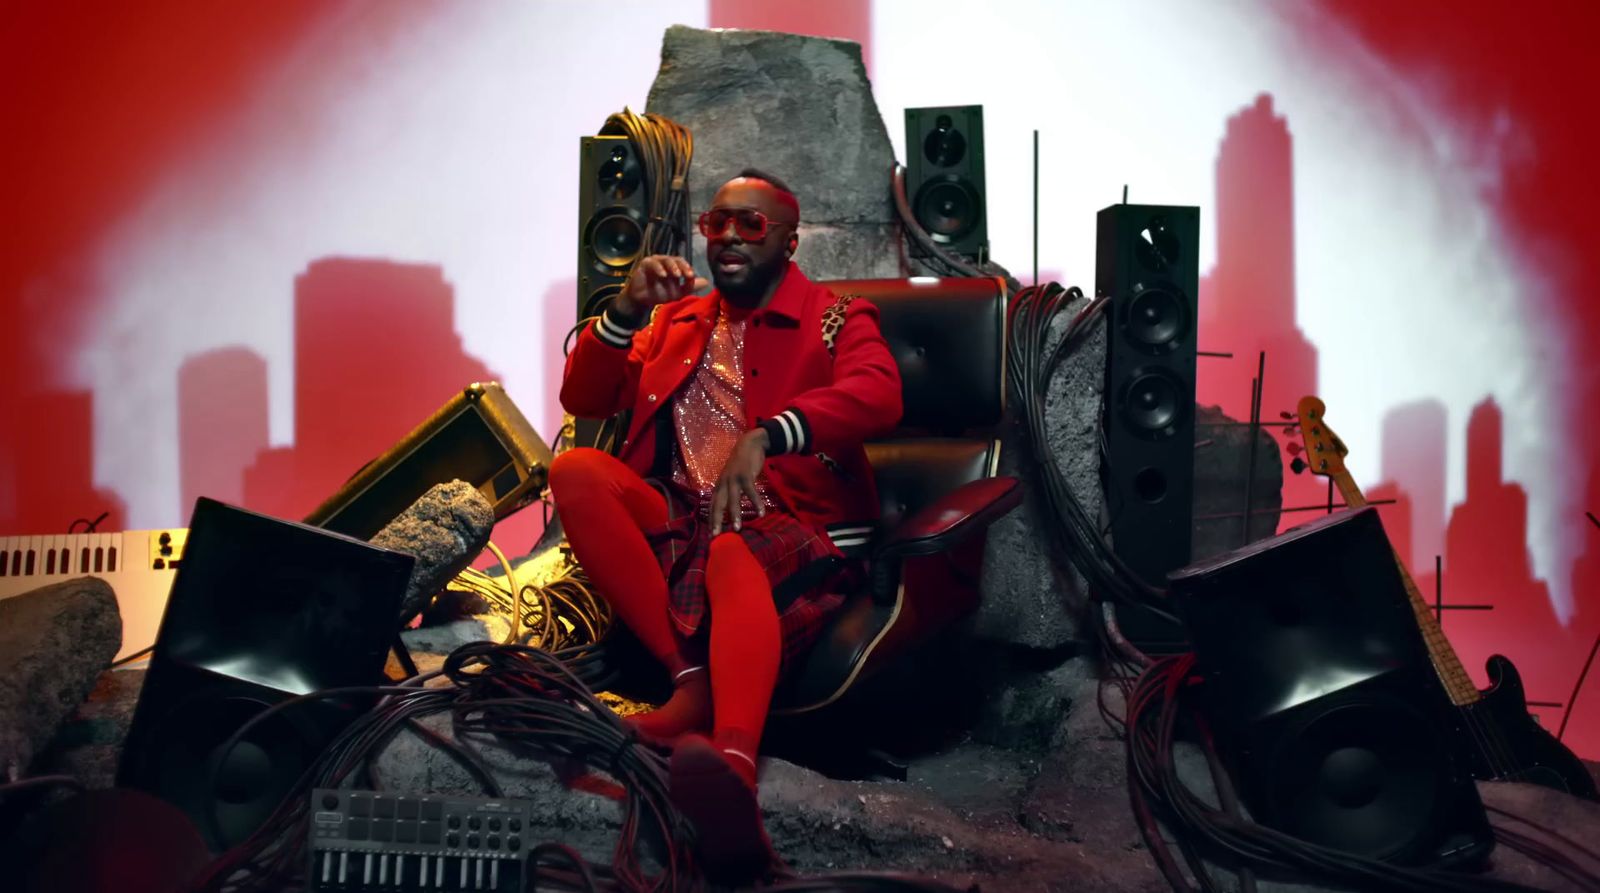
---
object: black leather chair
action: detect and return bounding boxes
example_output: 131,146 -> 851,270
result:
771,276 -> 1022,714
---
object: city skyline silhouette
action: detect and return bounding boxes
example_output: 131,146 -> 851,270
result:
236,257 -> 500,525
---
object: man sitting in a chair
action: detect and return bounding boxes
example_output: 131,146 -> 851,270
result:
550,169 -> 902,878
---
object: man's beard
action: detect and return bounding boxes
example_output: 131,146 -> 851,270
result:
713,253 -> 787,307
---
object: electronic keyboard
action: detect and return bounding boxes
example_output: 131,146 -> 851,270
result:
307,788 -> 533,891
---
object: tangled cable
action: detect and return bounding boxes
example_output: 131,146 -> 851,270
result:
1005,282 -> 1177,625
601,108 -> 694,267
185,642 -> 689,893
448,540 -> 613,654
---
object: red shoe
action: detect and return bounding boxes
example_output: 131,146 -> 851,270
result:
668,734 -> 780,884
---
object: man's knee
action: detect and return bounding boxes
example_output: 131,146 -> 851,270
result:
707,532 -> 751,566
548,447 -> 609,497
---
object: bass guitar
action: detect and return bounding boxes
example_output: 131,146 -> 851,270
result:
1293,395 -> 1596,800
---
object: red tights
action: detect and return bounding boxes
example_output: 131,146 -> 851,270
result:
549,448 -> 777,781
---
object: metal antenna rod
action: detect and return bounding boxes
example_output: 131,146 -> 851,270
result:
1435,555 -> 1444,624
1032,129 -> 1040,287
1240,351 -> 1266,546
1558,633 -> 1600,742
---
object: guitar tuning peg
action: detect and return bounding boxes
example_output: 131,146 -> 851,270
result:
1278,410 -> 1294,420
1286,442 -> 1302,455
1290,457 -> 1308,475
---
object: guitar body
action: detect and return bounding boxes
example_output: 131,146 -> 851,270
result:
1453,655 -> 1598,800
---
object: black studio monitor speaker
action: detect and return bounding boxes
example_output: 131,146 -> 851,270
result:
1098,203 -> 1199,652
117,498 -> 415,852
572,134 -> 649,451
905,106 -> 988,260
1170,507 -> 1493,868
577,135 -> 647,325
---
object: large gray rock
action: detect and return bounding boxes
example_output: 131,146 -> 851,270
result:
34,667 -> 145,790
0,578 -> 122,780
1191,403 -> 1283,562
974,299 -> 1106,650
371,480 -> 495,623
645,26 -> 903,281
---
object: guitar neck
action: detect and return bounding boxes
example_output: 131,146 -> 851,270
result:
1331,473 -> 1481,706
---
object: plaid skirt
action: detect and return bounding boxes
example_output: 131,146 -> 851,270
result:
644,481 -> 860,677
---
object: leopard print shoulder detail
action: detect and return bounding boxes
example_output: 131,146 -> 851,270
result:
820,293 -> 858,356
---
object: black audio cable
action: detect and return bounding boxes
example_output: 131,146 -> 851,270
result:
1006,282 -> 1179,625
600,109 -> 694,266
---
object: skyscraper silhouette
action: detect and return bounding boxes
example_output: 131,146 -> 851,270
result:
1380,400 -> 1449,571
243,257 -> 497,522
178,347 -> 269,516
1196,94 -> 1322,531
1442,399 -> 1569,717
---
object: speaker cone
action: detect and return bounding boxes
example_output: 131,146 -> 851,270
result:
1269,699 -> 1443,860
914,177 -> 982,243
922,114 -> 967,167
1125,285 -> 1190,353
1119,368 -> 1187,438
1135,215 -> 1184,274
151,693 -> 324,850
585,208 -> 645,273
582,283 -> 624,321
598,145 -> 641,201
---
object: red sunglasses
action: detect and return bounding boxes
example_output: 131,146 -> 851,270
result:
697,207 -> 797,241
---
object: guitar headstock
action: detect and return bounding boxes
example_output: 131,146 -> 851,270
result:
1294,395 -> 1349,479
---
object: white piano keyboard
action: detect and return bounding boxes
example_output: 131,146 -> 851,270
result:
0,528 -> 188,663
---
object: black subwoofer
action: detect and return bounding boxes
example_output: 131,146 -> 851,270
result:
905,106 -> 988,260
117,498 -> 413,852
1170,507 -> 1493,867
1097,203 -> 1199,652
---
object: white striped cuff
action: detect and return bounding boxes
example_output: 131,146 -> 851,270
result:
759,408 -> 810,455
827,524 -> 874,550
593,305 -> 643,349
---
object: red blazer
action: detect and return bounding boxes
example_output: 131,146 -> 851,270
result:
561,262 -> 903,537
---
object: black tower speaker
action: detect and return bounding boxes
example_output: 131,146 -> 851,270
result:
572,134 -> 648,451
117,498 -> 414,852
904,106 -> 988,260
1170,507 -> 1493,868
1097,203 -> 1199,651
577,135 -> 647,324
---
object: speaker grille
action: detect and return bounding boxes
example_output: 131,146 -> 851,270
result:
1124,285 -> 1191,353
1264,689 -> 1451,860
1119,367 -> 1189,438
914,177 -> 982,243
585,207 -> 645,273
